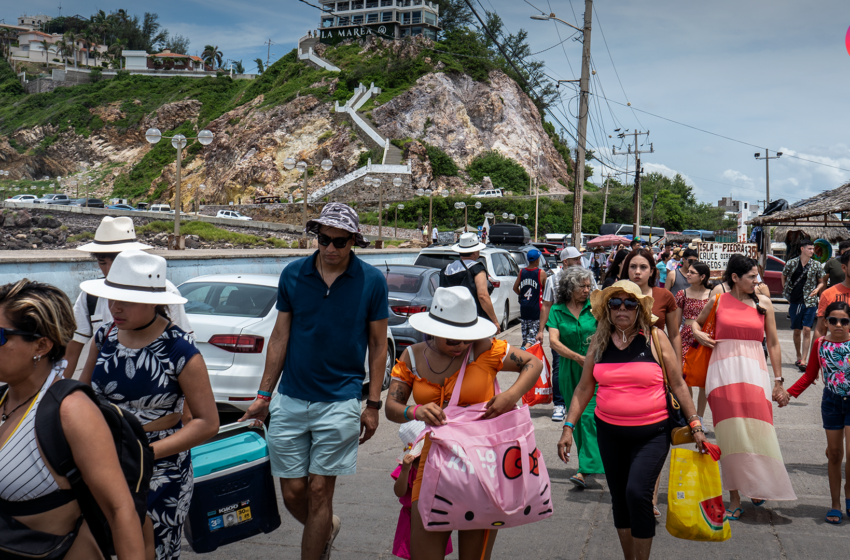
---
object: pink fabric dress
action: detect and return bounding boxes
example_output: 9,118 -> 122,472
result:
706,294 -> 796,500
391,465 -> 453,559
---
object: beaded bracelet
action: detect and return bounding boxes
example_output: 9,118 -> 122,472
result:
691,426 -> 705,435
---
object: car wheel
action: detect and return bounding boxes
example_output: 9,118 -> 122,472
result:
382,339 -> 394,390
501,302 -> 509,332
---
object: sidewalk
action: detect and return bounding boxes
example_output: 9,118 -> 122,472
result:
183,302 -> 848,559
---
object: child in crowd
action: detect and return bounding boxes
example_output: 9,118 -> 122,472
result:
391,422 -> 453,559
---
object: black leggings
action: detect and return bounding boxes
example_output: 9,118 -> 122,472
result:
595,416 -> 670,539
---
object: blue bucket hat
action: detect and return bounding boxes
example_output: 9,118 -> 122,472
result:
527,248 -> 541,261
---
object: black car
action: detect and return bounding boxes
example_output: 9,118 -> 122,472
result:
379,264 -> 441,354
70,198 -> 105,208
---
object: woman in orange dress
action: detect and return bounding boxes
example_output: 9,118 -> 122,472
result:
385,286 -> 543,560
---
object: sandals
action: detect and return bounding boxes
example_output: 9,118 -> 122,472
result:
826,509 -> 843,525
751,498 -> 766,507
794,360 -> 807,372
569,474 -> 587,489
653,506 -> 661,519
726,507 -> 743,521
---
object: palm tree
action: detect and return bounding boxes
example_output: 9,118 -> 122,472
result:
233,60 -> 245,74
108,38 -> 126,67
202,45 -> 223,69
254,58 -> 264,74
39,40 -> 51,64
54,39 -> 70,64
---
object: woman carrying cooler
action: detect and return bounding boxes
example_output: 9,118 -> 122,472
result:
787,300 -> 850,525
0,280 -> 145,560
691,256 -> 796,521
385,286 -> 543,560
547,267 -> 604,488
81,250 -> 219,560
557,280 -> 707,560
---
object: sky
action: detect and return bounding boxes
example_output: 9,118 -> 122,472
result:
6,1 -> 850,209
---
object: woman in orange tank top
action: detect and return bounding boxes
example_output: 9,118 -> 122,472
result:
385,286 -> 542,560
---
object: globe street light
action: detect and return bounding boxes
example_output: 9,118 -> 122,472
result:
284,157 -> 333,240
509,213 -> 516,223
145,127 -> 214,248
394,203 -> 405,238
474,201 -> 482,210
502,212 -> 509,220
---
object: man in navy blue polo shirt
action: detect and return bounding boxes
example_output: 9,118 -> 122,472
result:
241,203 -> 388,560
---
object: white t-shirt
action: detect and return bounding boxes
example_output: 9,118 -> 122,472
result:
432,227 -> 438,240
72,280 -> 192,344
542,266 -> 598,303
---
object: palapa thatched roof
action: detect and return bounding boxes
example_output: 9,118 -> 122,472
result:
773,225 -> 850,243
747,181 -> 850,226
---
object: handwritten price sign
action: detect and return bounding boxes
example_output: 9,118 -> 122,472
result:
698,242 -> 759,276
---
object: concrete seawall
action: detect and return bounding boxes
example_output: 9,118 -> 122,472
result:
1,248 -> 420,302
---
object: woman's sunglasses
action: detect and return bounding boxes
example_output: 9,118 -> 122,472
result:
827,316 -> 850,327
317,233 -> 353,248
0,328 -> 42,346
445,339 -> 473,346
607,298 -> 639,311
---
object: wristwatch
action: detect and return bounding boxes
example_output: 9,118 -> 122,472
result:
774,377 -> 784,383
366,399 -> 383,410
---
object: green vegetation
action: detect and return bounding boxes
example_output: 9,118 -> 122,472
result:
68,231 -> 95,243
136,220 -> 291,247
423,143 -> 459,177
466,151 -> 531,194
357,149 -> 382,168
317,130 -> 334,142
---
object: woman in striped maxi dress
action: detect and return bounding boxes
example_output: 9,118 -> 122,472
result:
691,256 -> 796,520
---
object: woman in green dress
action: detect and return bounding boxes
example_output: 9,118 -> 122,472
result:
547,266 -> 604,487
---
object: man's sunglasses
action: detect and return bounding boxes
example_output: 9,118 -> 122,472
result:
827,317 -> 850,327
686,258 -> 698,264
607,298 -> 640,311
0,328 -> 42,346
445,339 -> 473,346
317,233 -> 353,248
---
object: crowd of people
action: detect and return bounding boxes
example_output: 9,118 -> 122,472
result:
1,206 -> 849,560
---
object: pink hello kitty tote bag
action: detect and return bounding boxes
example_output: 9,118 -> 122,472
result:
417,348 -> 553,531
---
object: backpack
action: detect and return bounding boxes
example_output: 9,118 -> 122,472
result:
86,292 -> 98,319
35,380 -> 153,558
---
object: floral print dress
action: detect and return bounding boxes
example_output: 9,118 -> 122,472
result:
675,289 -> 709,365
92,322 -> 199,560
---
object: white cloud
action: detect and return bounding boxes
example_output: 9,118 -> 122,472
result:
642,162 -> 695,185
720,169 -> 755,188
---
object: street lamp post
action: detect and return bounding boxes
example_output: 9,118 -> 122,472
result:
394,203 -> 404,238
510,213 -> 517,224
284,157 -> 333,240
196,183 -> 205,215
455,201 -> 468,232
416,188 -> 435,241
755,150 -> 782,263
145,127 -> 214,248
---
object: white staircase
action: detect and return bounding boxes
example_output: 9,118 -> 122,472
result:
297,35 -> 340,72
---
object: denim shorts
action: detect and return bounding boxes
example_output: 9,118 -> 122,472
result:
267,393 -> 361,478
789,303 -> 817,330
821,387 -> 850,430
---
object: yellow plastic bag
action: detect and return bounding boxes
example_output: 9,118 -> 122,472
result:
666,448 -> 731,542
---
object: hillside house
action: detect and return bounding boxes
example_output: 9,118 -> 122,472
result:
17,13 -> 52,30
147,51 -> 211,71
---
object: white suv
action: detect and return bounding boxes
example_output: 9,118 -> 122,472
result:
149,204 -> 172,213
216,210 -> 253,221
472,189 -> 503,198
413,246 -> 520,331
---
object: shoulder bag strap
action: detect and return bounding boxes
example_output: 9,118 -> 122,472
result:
446,346 -> 474,408
650,327 -> 669,389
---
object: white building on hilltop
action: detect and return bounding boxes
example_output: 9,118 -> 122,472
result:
316,0 -> 441,42
18,13 -> 52,30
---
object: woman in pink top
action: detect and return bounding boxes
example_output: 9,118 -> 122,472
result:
557,280 -> 706,560
691,256 -> 795,521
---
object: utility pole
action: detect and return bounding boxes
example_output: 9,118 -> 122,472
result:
614,130 -> 653,241
648,193 -> 658,245
570,0 -> 593,248
601,173 -> 611,225
264,39 -> 274,68
535,140 -> 541,243
755,149 -> 782,264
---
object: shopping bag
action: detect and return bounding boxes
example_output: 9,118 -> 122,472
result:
683,295 -> 719,388
418,348 -> 553,532
666,448 -> 731,542
521,343 -> 552,406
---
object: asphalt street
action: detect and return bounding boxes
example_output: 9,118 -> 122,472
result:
180,301 -> 850,559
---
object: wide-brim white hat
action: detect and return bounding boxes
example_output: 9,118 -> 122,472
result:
451,232 -> 486,253
76,216 -> 153,253
80,249 -> 187,305
409,286 -> 497,340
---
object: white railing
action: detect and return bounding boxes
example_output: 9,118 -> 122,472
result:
352,82 -> 380,111
308,160 -> 412,202
298,47 -> 341,72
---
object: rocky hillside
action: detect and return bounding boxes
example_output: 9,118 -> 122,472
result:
0,35 -> 575,208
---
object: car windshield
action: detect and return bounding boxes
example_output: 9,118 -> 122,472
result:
384,271 -> 424,293
414,253 -> 460,270
181,282 -> 277,317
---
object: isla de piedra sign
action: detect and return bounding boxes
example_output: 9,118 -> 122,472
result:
698,242 -> 759,276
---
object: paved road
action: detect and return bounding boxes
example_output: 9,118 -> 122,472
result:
182,302 -> 850,559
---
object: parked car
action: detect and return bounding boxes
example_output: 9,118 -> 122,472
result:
762,255 -> 786,298
107,203 -> 137,211
216,210 -> 253,221
149,204 -> 172,213
34,193 -> 71,205
4,194 -> 38,203
69,198 -> 105,208
178,274 -> 395,412
380,264 -> 441,352
414,245 -> 521,331
472,189 -> 503,198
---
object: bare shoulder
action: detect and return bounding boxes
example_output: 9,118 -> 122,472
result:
756,292 -> 774,309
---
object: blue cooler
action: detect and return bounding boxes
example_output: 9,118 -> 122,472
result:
185,422 -> 281,553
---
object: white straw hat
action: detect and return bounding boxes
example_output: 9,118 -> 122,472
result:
451,232 -> 486,253
409,286 -> 497,340
80,250 -> 187,305
76,216 -> 153,253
